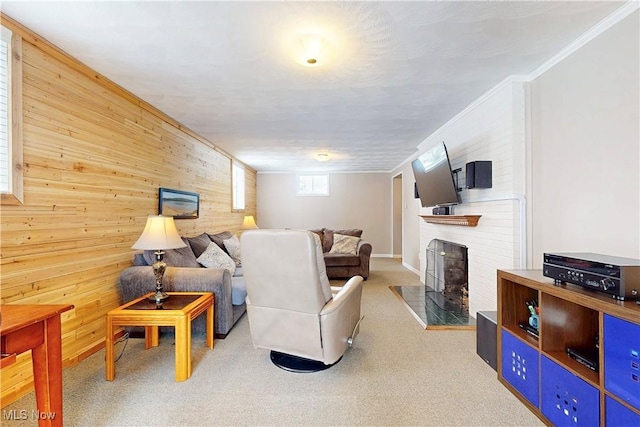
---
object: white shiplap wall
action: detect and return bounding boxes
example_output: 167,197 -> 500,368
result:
416,80 -> 527,318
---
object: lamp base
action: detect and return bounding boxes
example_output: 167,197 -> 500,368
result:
149,251 -> 169,305
148,290 -> 169,304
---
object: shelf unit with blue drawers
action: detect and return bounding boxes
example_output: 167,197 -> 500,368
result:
497,269 -> 640,426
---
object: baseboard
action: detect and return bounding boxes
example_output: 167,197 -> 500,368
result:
402,262 -> 420,276
64,329 -> 126,369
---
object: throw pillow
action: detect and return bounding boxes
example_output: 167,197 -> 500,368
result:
223,235 -> 242,266
207,231 -> 233,254
329,233 -> 360,255
163,245 -> 202,268
196,242 -> 236,276
186,233 -> 213,258
142,237 -> 200,268
322,228 -> 363,253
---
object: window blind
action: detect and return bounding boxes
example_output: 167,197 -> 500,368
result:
0,27 -> 11,193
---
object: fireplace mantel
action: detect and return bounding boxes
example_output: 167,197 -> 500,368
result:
420,215 -> 481,227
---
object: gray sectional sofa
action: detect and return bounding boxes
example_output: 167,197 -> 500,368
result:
118,231 -> 246,338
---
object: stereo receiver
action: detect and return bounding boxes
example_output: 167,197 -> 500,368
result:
543,252 -> 640,300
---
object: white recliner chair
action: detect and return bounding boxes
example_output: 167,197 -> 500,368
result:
240,229 -> 364,372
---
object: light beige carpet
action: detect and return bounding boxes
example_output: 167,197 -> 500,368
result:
2,258 -> 543,426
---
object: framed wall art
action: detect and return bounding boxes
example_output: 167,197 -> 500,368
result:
158,188 -> 199,219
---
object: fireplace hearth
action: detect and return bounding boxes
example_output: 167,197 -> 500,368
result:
391,239 -> 474,329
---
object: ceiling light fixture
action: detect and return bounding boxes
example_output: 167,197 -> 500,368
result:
297,33 -> 334,67
316,153 -> 330,162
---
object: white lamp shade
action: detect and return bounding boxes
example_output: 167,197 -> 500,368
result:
242,215 -> 258,229
132,215 -> 187,250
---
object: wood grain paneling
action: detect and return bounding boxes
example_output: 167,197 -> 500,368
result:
0,14 -> 256,406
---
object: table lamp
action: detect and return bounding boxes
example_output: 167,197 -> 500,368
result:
132,215 -> 186,304
242,215 -> 258,229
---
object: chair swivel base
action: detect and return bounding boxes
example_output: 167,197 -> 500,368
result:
270,351 -> 342,373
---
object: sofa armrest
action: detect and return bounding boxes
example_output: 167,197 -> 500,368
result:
357,240 -> 372,278
119,266 -> 235,334
357,240 -> 372,256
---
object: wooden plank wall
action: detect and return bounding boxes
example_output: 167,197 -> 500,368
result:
0,14 -> 257,406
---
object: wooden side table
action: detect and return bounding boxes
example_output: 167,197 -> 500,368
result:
1,304 -> 74,427
105,292 -> 214,382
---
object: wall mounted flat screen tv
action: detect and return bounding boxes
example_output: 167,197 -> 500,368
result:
411,142 -> 460,208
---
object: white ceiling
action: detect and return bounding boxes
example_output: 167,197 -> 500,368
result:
1,1 -> 627,172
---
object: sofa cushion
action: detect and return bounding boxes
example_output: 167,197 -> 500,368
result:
142,237 -> 201,268
223,234 -> 242,265
197,242 -> 236,276
231,276 -> 247,305
322,228 -> 363,253
329,233 -> 361,255
323,253 -> 361,267
187,233 -> 213,258
208,231 -> 233,254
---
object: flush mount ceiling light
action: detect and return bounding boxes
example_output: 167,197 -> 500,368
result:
296,33 -> 335,67
315,153 -> 331,162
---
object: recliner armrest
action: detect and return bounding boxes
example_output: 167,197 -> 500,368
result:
320,276 -> 364,316
318,275 -> 364,363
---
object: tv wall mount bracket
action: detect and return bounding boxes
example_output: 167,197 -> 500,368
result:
452,168 -> 462,192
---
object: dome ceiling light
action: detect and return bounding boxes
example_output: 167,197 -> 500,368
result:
315,153 -> 331,162
297,33 -> 334,67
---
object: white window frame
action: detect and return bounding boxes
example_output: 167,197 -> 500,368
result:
296,174 -> 330,196
0,24 -> 23,205
232,161 -> 245,211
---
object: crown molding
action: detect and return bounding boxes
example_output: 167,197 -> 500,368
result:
528,1 -> 639,81
414,75 -> 528,155
391,1 -> 639,173
257,170 -> 391,175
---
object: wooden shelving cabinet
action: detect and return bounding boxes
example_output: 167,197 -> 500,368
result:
497,270 -> 640,426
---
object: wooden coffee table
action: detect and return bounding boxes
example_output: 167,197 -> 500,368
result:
105,292 -> 214,382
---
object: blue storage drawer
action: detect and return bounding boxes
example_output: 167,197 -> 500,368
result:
604,314 -> 640,411
606,395 -> 640,426
541,356 -> 600,426
501,329 -> 539,407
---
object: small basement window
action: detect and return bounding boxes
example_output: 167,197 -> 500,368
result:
297,174 -> 329,196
